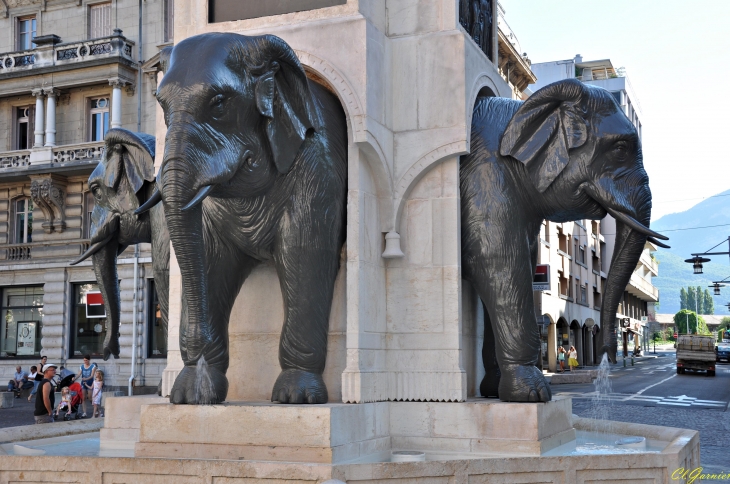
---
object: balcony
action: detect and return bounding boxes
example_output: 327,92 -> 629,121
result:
0,142 -> 104,179
0,31 -> 137,97
2,240 -> 90,263
627,273 -> 659,302
0,31 -> 133,76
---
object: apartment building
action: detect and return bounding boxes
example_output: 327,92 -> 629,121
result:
531,55 -> 659,370
0,0 -> 171,391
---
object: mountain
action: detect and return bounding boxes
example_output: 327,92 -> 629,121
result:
651,189 -> 730,315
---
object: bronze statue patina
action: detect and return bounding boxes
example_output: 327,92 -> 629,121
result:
460,79 -> 668,401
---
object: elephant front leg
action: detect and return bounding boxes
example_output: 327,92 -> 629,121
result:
469,239 -> 551,403
271,245 -> 340,404
170,250 -> 255,405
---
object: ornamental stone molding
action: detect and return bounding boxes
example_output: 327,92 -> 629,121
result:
29,174 -> 67,234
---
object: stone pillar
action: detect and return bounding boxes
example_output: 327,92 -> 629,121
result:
109,78 -> 125,129
43,89 -> 59,147
161,244 -> 184,397
41,269 -> 67,361
31,89 -> 45,148
548,322 -> 557,372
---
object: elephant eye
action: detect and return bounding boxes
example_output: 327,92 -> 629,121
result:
91,185 -> 102,201
612,141 -> 630,162
209,94 -> 227,118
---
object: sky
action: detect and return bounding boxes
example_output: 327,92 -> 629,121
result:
503,0 -> 730,221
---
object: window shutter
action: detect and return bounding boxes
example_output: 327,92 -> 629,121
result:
90,3 -> 112,38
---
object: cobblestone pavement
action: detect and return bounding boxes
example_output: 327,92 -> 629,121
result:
0,393 -> 99,428
573,398 -> 730,479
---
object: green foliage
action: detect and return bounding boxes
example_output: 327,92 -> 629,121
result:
687,287 -> 697,312
719,317 -> 730,342
680,288 -> 687,310
673,309 -> 710,335
703,289 -> 714,315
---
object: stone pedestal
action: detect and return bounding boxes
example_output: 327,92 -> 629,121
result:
132,397 -> 574,463
100,395 -> 168,453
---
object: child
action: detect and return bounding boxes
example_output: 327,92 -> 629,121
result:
92,370 -> 104,418
54,387 -> 71,419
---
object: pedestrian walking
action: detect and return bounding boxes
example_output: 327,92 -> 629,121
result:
568,346 -> 579,371
558,346 -> 566,372
74,355 -> 97,418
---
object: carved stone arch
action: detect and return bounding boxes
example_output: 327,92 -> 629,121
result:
295,49 -> 394,227
393,141 -> 468,233
465,73 -> 502,145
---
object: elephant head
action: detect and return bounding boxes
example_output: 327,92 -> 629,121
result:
136,33 -> 319,362
71,128 -> 156,360
500,78 -> 668,364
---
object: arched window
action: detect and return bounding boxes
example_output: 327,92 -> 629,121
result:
14,197 -> 33,244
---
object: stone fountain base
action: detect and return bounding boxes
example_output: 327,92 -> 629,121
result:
0,395 -> 700,484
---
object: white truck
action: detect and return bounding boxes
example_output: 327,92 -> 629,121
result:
676,335 -> 716,376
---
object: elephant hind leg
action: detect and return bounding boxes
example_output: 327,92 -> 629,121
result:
479,301 -> 501,398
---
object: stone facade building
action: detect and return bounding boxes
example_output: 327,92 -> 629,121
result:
0,0 -> 172,391
530,55 -> 659,371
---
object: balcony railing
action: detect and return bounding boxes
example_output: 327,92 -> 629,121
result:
2,240 -> 90,262
0,31 -> 134,76
629,273 -> 659,301
0,141 -> 104,172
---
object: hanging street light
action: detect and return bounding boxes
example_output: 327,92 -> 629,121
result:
710,282 -> 725,296
686,256 -> 711,274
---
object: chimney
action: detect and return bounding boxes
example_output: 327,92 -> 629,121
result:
574,54 -> 583,63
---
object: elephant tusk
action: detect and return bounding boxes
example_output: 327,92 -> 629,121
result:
181,185 -> 214,212
69,234 -> 115,265
647,236 -> 670,249
605,207 -> 669,241
134,188 -> 162,215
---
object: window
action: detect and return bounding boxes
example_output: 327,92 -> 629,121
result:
71,283 -> 107,358
17,17 -> 36,50
147,280 -> 167,357
15,198 -> 33,244
580,285 -> 587,305
90,97 -> 110,142
579,246 -> 586,264
164,0 -> 174,42
89,2 -> 111,38
1,286 -> 43,358
16,106 -> 33,150
83,191 -> 95,239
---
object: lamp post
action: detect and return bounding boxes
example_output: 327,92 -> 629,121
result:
685,236 -> 730,274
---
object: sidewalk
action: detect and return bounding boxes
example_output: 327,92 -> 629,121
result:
0,393 -> 101,429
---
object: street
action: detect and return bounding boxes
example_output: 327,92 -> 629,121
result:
553,346 -> 730,477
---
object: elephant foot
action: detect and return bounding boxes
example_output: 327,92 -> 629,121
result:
497,364 -> 551,402
170,361 -> 228,405
271,369 -> 328,404
102,333 -> 120,361
479,367 -> 501,398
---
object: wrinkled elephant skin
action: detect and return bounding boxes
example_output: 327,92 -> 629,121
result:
141,33 -> 347,405
460,79 -> 668,402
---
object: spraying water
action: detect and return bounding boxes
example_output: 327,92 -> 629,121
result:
194,356 -> 216,405
585,353 -> 615,440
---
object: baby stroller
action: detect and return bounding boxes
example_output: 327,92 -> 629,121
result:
57,376 -> 83,421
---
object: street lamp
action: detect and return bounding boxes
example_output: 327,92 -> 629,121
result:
685,237 -> 730,274
710,282 -> 725,296
686,256 -> 711,274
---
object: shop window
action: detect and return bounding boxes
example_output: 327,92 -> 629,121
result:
89,97 -> 110,142
17,16 -> 36,50
70,283 -> 107,358
0,286 -> 43,358
14,197 -> 33,244
147,280 -> 166,357
89,2 -> 111,38
15,106 -> 34,150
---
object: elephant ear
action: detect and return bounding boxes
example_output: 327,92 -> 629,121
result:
102,128 -> 156,194
252,35 -> 320,174
499,78 -> 589,193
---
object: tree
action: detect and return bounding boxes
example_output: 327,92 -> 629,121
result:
680,288 -> 688,310
718,316 -> 730,342
697,286 -> 703,312
687,287 -> 696,313
673,309 -> 710,335
702,289 -> 714,315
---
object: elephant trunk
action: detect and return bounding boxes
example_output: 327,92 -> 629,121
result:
598,203 -> 652,364
159,158 -> 211,364
91,238 -> 121,360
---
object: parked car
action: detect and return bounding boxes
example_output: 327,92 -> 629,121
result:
716,343 -> 730,363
